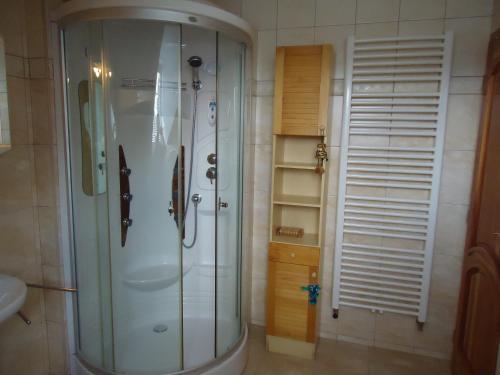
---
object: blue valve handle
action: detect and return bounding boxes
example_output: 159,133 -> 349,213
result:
300,284 -> 321,305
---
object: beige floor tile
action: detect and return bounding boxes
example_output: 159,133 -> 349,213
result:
244,324 -> 450,375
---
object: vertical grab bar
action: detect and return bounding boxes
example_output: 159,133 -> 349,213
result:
119,145 -> 132,247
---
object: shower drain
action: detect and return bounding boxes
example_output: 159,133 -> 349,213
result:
153,324 -> 168,333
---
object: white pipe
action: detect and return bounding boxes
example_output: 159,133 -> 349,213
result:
343,242 -> 425,255
344,208 -> 429,219
340,295 -> 419,310
350,107 -> 439,113
355,42 -> 444,52
346,201 -> 429,211
347,167 -> 433,175
347,174 -> 433,183
353,76 -> 442,83
346,181 -> 431,189
348,146 -> 435,152
344,229 -> 427,240
349,130 -> 437,136
355,34 -> 445,43
344,215 -> 428,227
344,222 -> 427,234
341,287 -> 421,303
342,256 -> 424,270
348,152 -> 435,159
341,274 -> 422,289
340,301 -> 418,316
342,249 -> 424,262
347,159 -> 434,167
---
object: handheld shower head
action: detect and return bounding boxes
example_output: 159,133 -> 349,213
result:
187,56 -> 203,90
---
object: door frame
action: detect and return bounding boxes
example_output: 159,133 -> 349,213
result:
451,28 -> 500,375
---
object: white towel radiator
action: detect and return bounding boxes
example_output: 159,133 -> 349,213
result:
332,33 -> 453,324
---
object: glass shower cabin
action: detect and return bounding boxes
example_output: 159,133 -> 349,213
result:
64,19 -> 245,374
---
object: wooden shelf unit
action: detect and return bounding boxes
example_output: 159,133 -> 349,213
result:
266,44 -> 332,359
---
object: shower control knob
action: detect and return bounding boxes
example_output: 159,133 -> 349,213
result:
121,192 -> 133,202
120,167 -> 131,176
207,153 -> 217,165
218,197 -> 228,210
122,218 -> 133,227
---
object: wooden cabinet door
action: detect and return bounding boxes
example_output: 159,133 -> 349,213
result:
273,45 -> 331,136
452,29 -> 500,375
267,260 -> 318,342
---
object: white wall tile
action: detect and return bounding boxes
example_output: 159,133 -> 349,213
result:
242,0 -> 277,30
332,79 -> 345,95
315,0 -> 357,26
277,0 -> 316,28
337,306 -> 376,340
314,25 -> 355,79
430,254 -> 463,300
247,0 -> 488,359
445,17 -> 491,77
356,0 -> 401,24
439,150 -> 475,205
250,277 -> 267,325
355,22 -> 398,38
252,81 -> 273,97
256,30 -> 276,81
400,0 -> 445,20
445,95 -> 482,151
277,27 -> 315,46
435,203 -> 468,256
253,144 -> 272,191
329,95 -> 343,146
254,96 -> 273,145
398,19 -> 445,35
493,0 -> 500,30
449,77 -> 483,94
446,0 -> 493,18
375,312 -> 417,347
209,0 -> 242,15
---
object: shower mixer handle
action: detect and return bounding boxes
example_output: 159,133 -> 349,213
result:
218,197 -> 228,210
122,218 -> 133,227
120,167 -> 131,176
121,192 -> 133,202
206,166 -> 216,184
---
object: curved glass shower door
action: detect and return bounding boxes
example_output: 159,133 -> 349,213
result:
64,16 -> 247,375
216,33 -> 245,355
65,20 -> 183,373
103,20 -> 183,374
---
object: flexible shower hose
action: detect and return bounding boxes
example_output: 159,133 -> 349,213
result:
182,89 -> 199,249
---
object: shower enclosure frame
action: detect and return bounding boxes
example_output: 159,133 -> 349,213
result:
49,1 -> 255,374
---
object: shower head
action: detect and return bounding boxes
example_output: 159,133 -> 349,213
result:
188,56 -> 203,68
187,56 -> 203,90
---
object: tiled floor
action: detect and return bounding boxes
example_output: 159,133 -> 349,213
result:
243,325 -> 450,375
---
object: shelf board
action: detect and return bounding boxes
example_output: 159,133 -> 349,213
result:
271,233 -> 320,247
275,162 -> 318,170
273,194 -> 321,208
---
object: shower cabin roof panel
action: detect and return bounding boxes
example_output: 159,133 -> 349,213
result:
51,0 -> 256,46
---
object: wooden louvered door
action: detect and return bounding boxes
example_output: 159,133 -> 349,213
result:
451,29 -> 500,375
273,45 -> 331,136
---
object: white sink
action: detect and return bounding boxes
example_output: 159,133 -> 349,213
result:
0,274 -> 27,324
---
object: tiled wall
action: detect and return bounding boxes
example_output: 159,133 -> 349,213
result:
209,0 -> 493,359
0,0 -> 69,374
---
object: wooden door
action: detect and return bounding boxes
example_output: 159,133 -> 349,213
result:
273,45 -> 331,136
451,30 -> 500,375
266,242 -> 319,343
